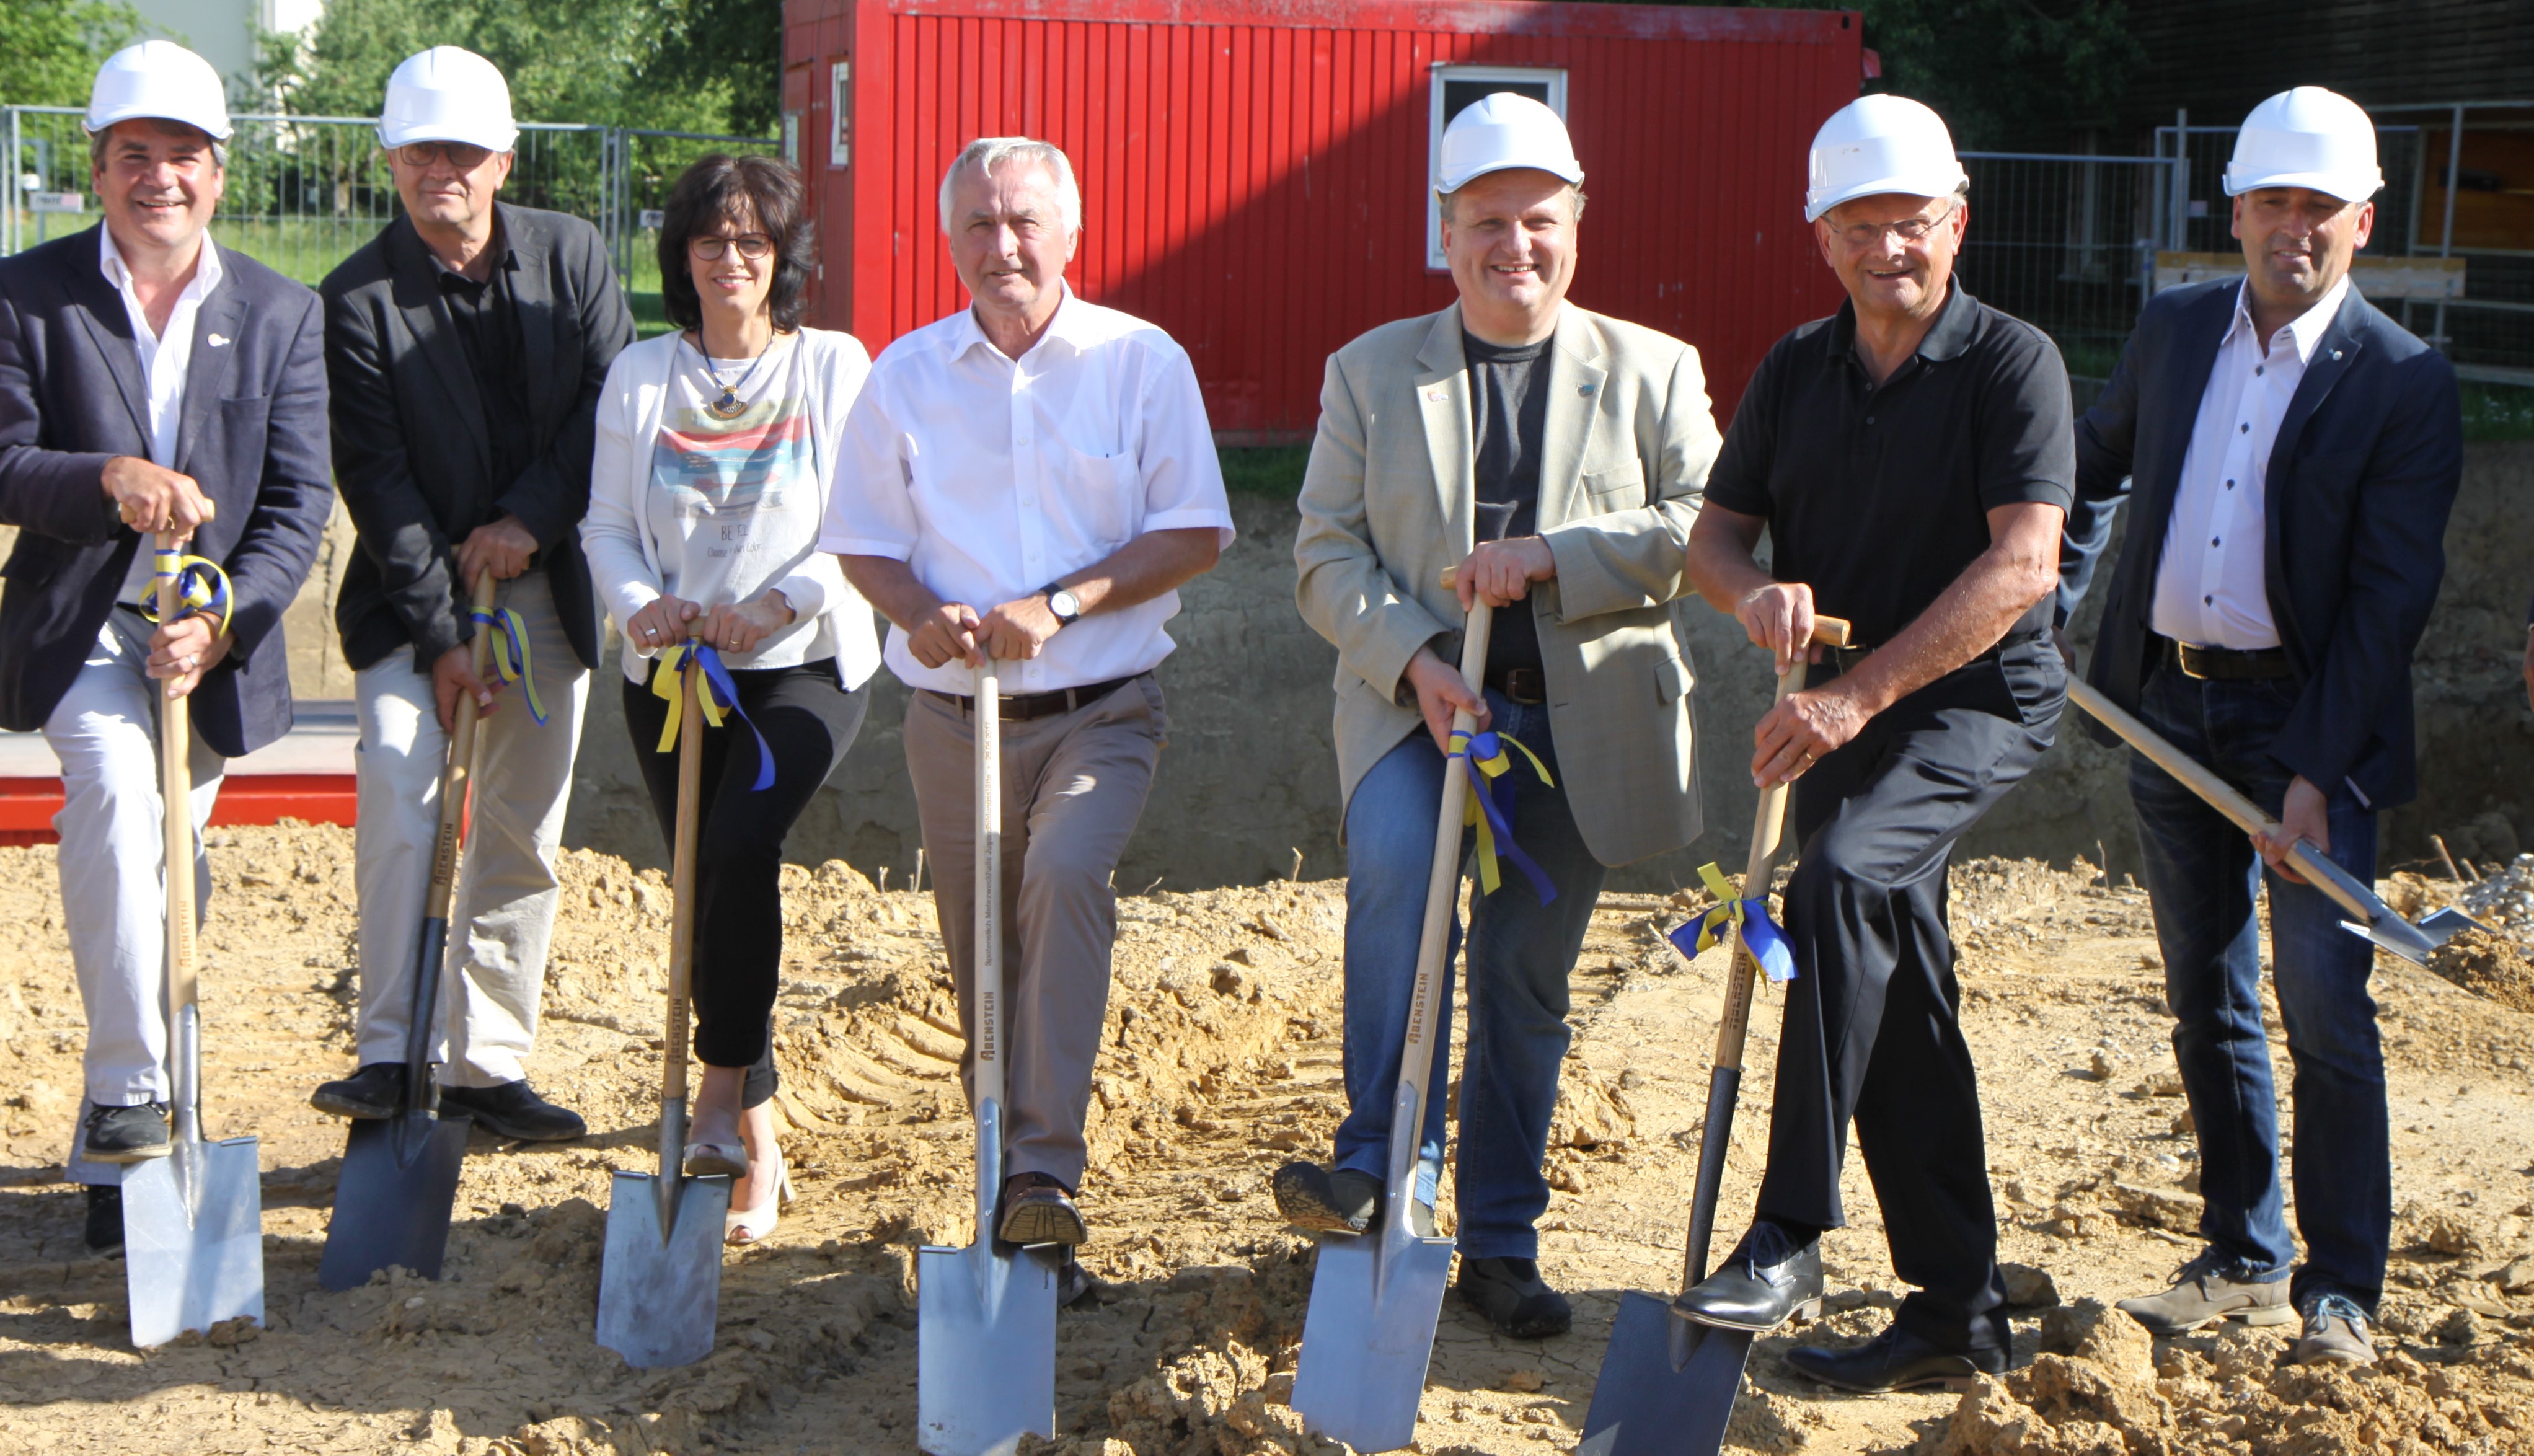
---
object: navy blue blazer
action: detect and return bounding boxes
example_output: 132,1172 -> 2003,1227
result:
2057,280 -> 2462,810
0,226 -> 335,759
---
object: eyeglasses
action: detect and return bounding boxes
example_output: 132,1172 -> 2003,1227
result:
1832,199 -> 1958,249
690,234 -> 775,260
391,141 -> 495,170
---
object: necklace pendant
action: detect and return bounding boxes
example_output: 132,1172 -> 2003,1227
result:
709,389 -> 745,420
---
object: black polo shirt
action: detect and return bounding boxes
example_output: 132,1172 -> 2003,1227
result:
1705,285 -> 2074,649
433,236 -> 537,527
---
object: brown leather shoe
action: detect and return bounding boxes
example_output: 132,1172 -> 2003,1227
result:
996,1172 -> 1087,1247
2291,1293 -> 2377,1366
2114,1251 -> 2293,1336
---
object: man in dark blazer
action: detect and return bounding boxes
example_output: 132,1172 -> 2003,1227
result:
309,46 -> 632,1142
0,41 -> 332,1253
2057,87 -> 2463,1368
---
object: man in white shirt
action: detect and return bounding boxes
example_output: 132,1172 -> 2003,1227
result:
829,137 -> 1232,1264
2057,87 -> 2464,1367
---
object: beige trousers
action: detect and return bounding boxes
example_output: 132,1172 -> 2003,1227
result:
904,676 -> 1165,1189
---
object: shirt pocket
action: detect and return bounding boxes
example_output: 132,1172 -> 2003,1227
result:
1055,443 -> 1142,550
1580,461 -> 1647,511
1654,653 -> 1695,704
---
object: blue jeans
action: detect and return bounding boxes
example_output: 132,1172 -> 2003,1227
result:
1333,692 -> 1606,1260
2131,662 -> 2385,1314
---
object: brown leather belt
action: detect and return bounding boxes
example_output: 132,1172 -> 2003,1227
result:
926,673 -> 1141,721
1486,666 -> 1548,704
2165,637 -> 2293,682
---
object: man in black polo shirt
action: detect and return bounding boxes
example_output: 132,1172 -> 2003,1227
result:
1669,94 -> 2072,1392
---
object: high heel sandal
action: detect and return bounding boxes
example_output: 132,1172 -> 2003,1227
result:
682,1139 -> 749,1180
726,1146 -> 792,1244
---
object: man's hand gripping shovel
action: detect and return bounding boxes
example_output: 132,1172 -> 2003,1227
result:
1577,614 -> 1851,1456
1289,580 -> 1501,1454
917,657 -> 1060,1456
319,573 -> 497,1291
596,622 -> 735,1369
121,529 -> 267,1348
2065,678 -> 2480,966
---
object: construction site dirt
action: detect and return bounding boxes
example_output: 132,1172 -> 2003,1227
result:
3,824 -> 2533,1454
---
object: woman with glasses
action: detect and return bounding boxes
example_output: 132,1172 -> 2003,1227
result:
582,153 -> 879,1243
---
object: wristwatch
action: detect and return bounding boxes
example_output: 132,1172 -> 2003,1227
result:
1043,583 -> 1082,627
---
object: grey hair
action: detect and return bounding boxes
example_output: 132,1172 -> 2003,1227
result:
1435,180 -> 1588,225
90,119 -> 227,174
937,136 -> 1082,235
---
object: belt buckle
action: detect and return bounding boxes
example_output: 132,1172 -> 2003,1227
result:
2174,642 -> 2210,681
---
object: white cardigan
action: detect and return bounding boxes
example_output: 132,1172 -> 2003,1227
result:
582,327 -> 882,689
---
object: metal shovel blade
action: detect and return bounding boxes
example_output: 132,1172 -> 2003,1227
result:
917,1101 -> 1057,1456
319,1109 -> 472,1291
1576,1292 -> 1755,1456
596,1168 -> 731,1368
1291,1220 -> 1457,1452
121,1134 -> 265,1348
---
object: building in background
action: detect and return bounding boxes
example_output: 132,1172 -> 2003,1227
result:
781,0 -> 1870,438
123,0 -> 327,90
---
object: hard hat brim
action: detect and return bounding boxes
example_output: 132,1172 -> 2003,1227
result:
1435,157 -> 1586,194
83,104 -> 233,143
1805,171 -> 1966,223
2220,169 -> 2380,203
377,120 -> 522,152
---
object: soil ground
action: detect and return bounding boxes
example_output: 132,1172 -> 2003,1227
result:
3,824 -> 2533,1454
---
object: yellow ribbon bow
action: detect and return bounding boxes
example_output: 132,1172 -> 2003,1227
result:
1450,727 -> 1557,898
651,643 -> 731,753
472,607 -> 549,725
135,549 -> 232,638
1690,862 -> 1747,955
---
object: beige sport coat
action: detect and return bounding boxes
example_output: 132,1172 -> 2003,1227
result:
1294,301 -> 1723,868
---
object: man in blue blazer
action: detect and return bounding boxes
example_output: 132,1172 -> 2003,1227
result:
2058,87 -> 2462,1367
0,42 -> 332,1253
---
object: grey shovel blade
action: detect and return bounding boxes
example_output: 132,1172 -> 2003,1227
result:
319,1110 -> 471,1291
121,1135 -> 265,1348
1576,1292 -> 1755,1456
596,1169 -> 731,1369
917,1237 -> 1059,1455
1291,1224 -> 1457,1452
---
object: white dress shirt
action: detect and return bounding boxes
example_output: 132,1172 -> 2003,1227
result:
101,226 -> 226,604
821,285 -> 1235,695
2150,276 -> 2349,649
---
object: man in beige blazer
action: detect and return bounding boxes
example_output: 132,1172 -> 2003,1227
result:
1278,94 -> 1720,1338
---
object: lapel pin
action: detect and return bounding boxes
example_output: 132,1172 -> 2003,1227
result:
207,333 -> 231,348
1578,384 -> 1596,395
2330,349 -> 2343,360
1427,389 -> 1446,402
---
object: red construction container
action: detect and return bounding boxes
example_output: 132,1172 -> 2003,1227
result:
782,0 -> 1863,438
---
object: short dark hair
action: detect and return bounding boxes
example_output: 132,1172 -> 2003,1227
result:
658,153 -> 814,333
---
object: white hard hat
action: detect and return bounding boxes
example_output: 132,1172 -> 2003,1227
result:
1804,95 -> 1966,223
2223,87 -> 2381,203
85,40 -> 232,143
1436,92 -> 1584,193
379,46 -> 519,152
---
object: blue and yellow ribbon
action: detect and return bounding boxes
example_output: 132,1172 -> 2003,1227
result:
469,607 -> 549,726
1449,727 -> 1558,902
653,642 -> 774,791
1668,861 -> 1797,982
136,547 -> 232,638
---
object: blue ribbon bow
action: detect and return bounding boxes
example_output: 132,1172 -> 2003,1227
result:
470,607 -> 549,726
1449,727 -> 1557,904
653,643 -> 774,791
1667,861 -> 1798,982
136,547 -> 232,637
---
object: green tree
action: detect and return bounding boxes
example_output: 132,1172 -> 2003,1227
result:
648,0 -> 782,138
0,0 -> 144,108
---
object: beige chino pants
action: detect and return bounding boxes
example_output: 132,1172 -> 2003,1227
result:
905,675 -> 1165,1191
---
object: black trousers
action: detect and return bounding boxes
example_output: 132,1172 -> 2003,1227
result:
622,657 -> 867,1105
1753,637 -> 2062,1356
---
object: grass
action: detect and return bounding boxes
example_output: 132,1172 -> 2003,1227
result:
1219,445 -> 1312,498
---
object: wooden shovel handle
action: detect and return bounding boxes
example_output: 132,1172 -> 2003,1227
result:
157,534 -> 199,1026
422,572 -> 500,922
664,624 -> 706,1108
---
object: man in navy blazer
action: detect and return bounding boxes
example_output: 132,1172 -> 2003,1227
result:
2057,87 -> 2461,1367
0,42 -> 332,1252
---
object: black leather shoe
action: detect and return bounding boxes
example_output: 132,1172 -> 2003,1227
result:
83,1185 -> 124,1258
998,1172 -> 1089,1247
435,1080 -> 586,1141
1274,1162 -> 1381,1234
1055,1249 -> 1104,1309
1457,1256 -> 1573,1338
311,1062 -> 407,1119
1672,1221 -> 1823,1332
81,1101 -> 170,1163
1785,1324 -> 2004,1393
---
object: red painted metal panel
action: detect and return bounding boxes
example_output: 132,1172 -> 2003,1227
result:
795,0 -> 1860,434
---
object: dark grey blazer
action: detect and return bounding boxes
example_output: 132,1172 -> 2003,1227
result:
0,226 -> 334,757
320,203 -> 633,674
2058,280 -> 2463,809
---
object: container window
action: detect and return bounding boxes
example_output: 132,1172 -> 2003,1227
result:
1428,66 -> 1568,270
831,61 -> 850,169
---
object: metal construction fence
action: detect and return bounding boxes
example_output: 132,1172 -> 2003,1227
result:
2,105 -> 781,314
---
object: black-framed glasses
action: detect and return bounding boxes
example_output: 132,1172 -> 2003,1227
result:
1833,198 -> 1958,249
391,141 -> 495,171
690,234 -> 775,261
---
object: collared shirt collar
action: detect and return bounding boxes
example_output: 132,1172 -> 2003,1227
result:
98,224 -> 223,330
951,280 -> 1084,363
1822,280 -> 1978,373
2225,274 -> 2349,363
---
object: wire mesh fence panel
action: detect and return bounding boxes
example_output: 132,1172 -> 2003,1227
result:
1958,153 -> 2174,410
611,130 -> 790,333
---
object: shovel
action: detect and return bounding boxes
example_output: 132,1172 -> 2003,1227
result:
918,656 -> 1059,1456
2066,677 -> 2481,966
319,572 -> 497,1292
597,627 -> 734,1369
1290,592 -> 1498,1454
1578,614 -> 1851,1456
121,531 -> 267,1348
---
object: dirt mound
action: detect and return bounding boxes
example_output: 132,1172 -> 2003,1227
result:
2430,929 -> 2534,1016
